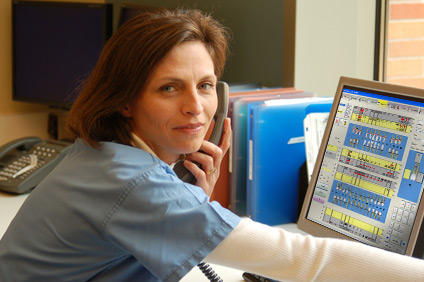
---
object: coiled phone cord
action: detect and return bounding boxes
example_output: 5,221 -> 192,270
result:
197,262 -> 223,282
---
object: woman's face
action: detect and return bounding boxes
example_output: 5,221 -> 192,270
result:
123,41 -> 218,164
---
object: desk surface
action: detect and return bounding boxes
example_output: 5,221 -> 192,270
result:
0,191 -> 307,281
0,192 -> 28,238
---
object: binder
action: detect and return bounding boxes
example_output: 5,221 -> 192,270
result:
212,88 -> 304,208
229,90 -> 313,215
247,97 -> 333,225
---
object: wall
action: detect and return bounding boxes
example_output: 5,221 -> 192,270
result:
386,0 -> 424,88
294,0 -> 377,97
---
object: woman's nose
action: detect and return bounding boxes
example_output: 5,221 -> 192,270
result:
182,87 -> 203,115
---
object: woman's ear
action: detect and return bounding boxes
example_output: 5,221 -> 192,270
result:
120,105 -> 132,118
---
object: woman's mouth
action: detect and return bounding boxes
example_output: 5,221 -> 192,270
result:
174,123 -> 204,135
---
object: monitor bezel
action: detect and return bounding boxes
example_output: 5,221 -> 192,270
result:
297,76 -> 424,258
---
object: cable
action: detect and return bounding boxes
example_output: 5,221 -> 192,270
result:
197,262 -> 223,282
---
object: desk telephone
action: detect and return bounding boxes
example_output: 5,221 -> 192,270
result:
0,137 -> 72,194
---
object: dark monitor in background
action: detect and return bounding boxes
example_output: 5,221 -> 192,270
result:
118,4 -> 158,27
12,1 -> 113,109
298,76 -> 424,259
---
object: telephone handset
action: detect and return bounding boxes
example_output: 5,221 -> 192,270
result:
173,81 -> 229,184
0,136 -> 73,194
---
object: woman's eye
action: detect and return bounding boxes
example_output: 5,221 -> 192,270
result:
199,83 -> 213,91
161,85 -> 175,92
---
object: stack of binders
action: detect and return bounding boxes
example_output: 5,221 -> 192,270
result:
229,89 -> 313,215
211,87 -> 311,210
246,97 -> 333,225
211,85 -> 332,226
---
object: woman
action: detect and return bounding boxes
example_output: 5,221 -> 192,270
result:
0,8 -> 423,282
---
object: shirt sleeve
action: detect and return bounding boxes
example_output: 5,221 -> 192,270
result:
205,218 -> 424,282
102,163 -> 241,281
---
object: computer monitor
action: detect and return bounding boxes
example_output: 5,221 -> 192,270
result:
298,76 -> 424,258
118,4 -> 158,27
12,1 -> 113,109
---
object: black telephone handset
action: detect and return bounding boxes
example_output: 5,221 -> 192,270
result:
0,136 -> 73,194
173,81 -> 229,184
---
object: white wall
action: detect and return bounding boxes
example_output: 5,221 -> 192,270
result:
295,0 -> 377,96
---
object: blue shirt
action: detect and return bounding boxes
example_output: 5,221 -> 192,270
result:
0,139 -> 241,281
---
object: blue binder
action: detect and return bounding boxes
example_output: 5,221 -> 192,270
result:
230,91 -> 313,216
247,97 -> 333,225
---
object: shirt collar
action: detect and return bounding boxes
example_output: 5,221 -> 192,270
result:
130,133 -> 185,168
130,132 -> 158,158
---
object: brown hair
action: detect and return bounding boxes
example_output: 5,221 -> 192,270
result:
66,9 -> 230,148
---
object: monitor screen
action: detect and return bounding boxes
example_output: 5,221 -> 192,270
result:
298,76 -> 424,258
12,1 -> 113,108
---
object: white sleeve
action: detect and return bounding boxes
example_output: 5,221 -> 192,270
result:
204,218 -> 424,282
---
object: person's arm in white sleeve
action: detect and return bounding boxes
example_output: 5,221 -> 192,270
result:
204,218 -> 424,282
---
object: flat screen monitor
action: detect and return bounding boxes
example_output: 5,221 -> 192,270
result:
298,76 -> 424,258
12,1 -> 113,109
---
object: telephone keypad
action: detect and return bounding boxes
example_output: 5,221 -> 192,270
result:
0,142 -> 65,182
0,155 -> 34,180
0,139 -> 72,194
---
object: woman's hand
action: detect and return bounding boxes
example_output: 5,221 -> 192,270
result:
183,118 -> 232,196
